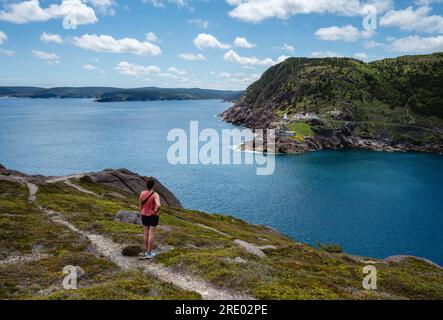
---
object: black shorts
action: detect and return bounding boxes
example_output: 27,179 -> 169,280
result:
141,215 -> 159,227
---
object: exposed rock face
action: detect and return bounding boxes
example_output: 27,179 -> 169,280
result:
114,210 -> 142,226
233,239 -> 266,258
238,121 -> 443,155
0,166 -> 46,185
383,255 -> 443,270
220,102 -> 276,129
0,166 -> 183,208
84,168 -> 183,208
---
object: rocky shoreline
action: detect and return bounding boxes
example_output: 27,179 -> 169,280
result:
221,111 -> 443,155
237,132 -> 443,155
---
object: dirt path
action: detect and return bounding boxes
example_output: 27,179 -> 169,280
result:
46,175 -> 101,197
45,174 -> 86,183
63,179 -> 100,197
20,177 -> 253,300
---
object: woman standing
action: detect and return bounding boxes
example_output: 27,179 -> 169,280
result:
139,179 -> 161,259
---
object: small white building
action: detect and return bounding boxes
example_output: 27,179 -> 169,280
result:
293,112 -> 319,120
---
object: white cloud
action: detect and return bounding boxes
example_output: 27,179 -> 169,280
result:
32,49 -> 60,65
234,37 -> 256,48
0,0 -> 51,23
158,72 -> 180,79
178,52 -> 206,61
193,33 -> 231,50
390,35 -> 443,53
72,34 -> 162,56
188,18 -> 209,29
0,48 -> 15,56
226,0 -> 394,23
83,63 -> 105,73
83,64 -> 98,70
210,71 -> 261,89
142,0 -> 189,8
223,49 -> 288,66
0,31 -> 7,45
87,0 -> 116,15
0,0 -> 98,30
277,43 -> 295,53
414,0 -> 443,5
315,25 -> 374,42
115,61 -> 161,77
145,32 -> 158,42
227,73 -> 261,84
311,51 -> 342,58
364,40 -> 384,48
380,6 -> 443,34
354,52 -> 369,60
216,72 -> 232,78
40,32 -> 63,44
167,67 -> 187,76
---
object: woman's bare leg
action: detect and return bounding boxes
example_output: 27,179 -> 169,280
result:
148,227 -> 156,253
144,226 -> 150,252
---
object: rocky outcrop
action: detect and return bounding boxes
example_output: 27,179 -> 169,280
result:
0,166 -> 46,185
0,166 -> 183,208
220,102 -> 276,129
83,168 -> 182,208
383,255 -> 443,270
233,239 -> 277,258
238,121 -> 443,155
114,210 -> 142,226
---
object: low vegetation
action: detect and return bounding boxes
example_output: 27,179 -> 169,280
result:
286,123 -> 315,141
223,53 -> 443,147
1,177 -> 443,300
0,180 -> 199,300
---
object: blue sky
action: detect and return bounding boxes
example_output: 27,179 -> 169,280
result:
0,0 -> 442,89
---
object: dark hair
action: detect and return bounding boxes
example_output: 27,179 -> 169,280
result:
146,179 -> 155,190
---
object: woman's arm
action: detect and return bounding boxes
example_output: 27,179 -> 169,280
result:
155,193 -> 161,213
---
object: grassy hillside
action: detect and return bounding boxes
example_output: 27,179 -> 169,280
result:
1,171 -> 443,300
222,53 -> 443,152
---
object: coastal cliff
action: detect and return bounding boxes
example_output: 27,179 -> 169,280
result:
221,53 -> 443,154
1,165 -> 443,300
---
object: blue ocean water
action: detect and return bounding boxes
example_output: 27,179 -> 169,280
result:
1,98 -> 442,264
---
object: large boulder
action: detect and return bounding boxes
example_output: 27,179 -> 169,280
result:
114,210 -> 142,225
84,168 -> 182,208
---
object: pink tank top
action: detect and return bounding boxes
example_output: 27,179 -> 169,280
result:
140,190 -> 158,216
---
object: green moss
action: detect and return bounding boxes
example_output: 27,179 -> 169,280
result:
45,271 -> 200,300
318,243 -> 343,254
0,252 -> 118,299
74,177 -> 138,203
286,122 -> 315,141
0,181 -> 88,257
0,180 -> 33,215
